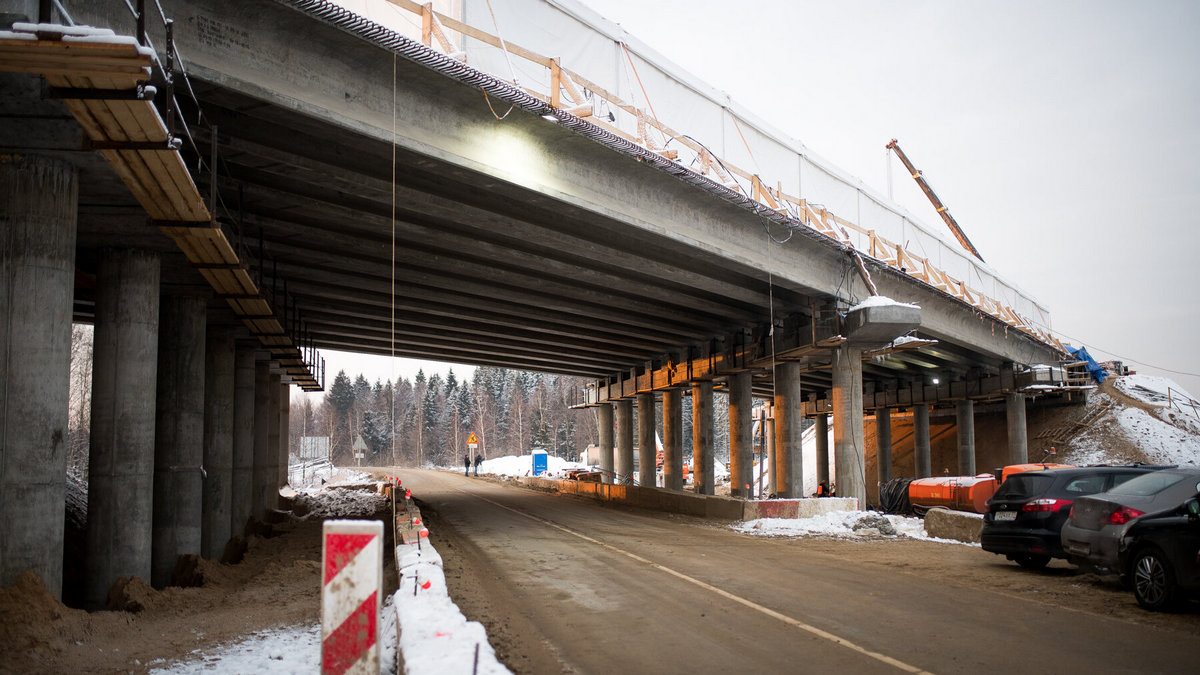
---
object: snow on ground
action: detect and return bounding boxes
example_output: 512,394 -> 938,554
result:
1067,375 -> 1200,467
151,624 -> 324,674
735,509 -> 975,546
1114,373 -> 1196,407
467,453 -> 586,478
1110,405 -> 1200,466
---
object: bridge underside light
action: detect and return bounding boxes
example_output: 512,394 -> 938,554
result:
541,113 -> 560,122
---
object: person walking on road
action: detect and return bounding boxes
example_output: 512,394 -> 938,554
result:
464,454 -> 471,476
474,453 -> 483,476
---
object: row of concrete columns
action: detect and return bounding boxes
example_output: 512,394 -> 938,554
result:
591,348 -> 1032,505
0,154 -> 293,604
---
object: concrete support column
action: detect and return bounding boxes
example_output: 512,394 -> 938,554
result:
151,294 -> 206,588
1006,393 -> 1029,466
85,249 -> 160,608
662,389 -> 683,491
692,382 -> 714,495
637,392 -> 655,487
764,408 -> 775,498
614,399 -> 633,485
266,371 -> 282,512
832,346 -> 866,508
914,404 -> 932,478
597,403 -> 614,484
876,407 -> 893,487
728,372 -> 753,498
773,361 -> 803,498
252,359 -> 271,519
956,399 -> 976,476
278,381 -> 290,490
0,154 -> 77,598
230,341 -> 256,535
815,413 -> 830,491
201,326 -> 235,560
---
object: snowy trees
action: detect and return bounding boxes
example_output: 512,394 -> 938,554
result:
286,365 -> 594,468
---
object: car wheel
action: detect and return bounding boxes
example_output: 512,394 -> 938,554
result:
1131,548 -> 1178,611
1015,554 -> 1051,570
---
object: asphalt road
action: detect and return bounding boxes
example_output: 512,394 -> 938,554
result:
397,469 -> 1197,674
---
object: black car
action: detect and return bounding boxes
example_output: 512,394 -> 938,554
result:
982,466 -> 1165,570
1118,493 -> 1200,611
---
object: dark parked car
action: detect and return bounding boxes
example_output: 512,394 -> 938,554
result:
982,466 -> 1165,569
1061,467 -> 1200,572
1118,495 -> 1200,610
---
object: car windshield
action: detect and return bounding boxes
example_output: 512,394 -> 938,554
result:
1107,472 -> 1189,497
993,473 -> 1052,500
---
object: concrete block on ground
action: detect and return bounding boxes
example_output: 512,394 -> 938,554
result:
795,498 -> 857,518
923,508 -> 984,543
704,496 -> 745,521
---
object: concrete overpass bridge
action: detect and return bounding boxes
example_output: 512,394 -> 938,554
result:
1,0 -> 1071,606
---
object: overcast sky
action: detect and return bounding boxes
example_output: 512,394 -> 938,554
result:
323,0 -> 1200,399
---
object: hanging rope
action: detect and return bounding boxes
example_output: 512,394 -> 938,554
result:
390,51 -> 399,465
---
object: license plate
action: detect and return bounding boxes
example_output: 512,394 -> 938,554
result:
994,511 -> 1017,521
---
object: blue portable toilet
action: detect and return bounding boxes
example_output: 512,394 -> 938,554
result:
531,449 -> 548,476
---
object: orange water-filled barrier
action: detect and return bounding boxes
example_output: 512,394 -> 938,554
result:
908,475 -> 998,514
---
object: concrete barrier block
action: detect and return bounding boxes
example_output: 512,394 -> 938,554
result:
795,498 -> 856,518
923,508 -> 984,543
705,496 -> 745,521
321,519 -> 382,674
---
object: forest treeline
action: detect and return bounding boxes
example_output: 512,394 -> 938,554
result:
295,366 -> 600,467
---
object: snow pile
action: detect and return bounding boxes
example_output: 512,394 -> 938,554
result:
734,509 -> 973,545
1109,406 -> 1200,466
393,537 -> 510,674
289,486 -> 388,519
1115,373 -> 1198,410
470,453 -> 585,478
1068,375 -> 1200,467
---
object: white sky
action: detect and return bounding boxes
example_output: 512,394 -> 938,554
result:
321,0 -> 1200,397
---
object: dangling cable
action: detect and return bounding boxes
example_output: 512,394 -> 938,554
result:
390,51 -> 399,466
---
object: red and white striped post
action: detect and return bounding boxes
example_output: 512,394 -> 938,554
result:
321,519 -> 383,674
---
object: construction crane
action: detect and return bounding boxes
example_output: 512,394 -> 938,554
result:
886,139 -> 985,262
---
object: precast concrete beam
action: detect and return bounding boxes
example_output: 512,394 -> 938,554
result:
0,154 -> 77,598
637,392 -> 656,488
956,399 -> 976,476
832,346 -> 866,507
1006,393 -> 1029,465
231,340 -> 256,535
202,325 -> 236,560
692,381 -> 714,496
597,403 -> 614,484
914,404 -> 931,478
662,390 -> 683,491
773,361 -> 803,498
85,249 -> 160,609
729,372 -> 753,498
152,294 -> 207,588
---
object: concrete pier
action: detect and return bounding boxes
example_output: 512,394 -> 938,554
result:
0,154 -> 77,597
1006,393 -> 1028,465
85,249 -> 160,608
815,413 -> 830,491
615,398 -> 633,485
252,359 -> 271,519
956,399 -> 976,476
637,392 -> 655,487
914,404 -> 931,478
279,381 -> 290,490
692,382 -> 714,495
597,403 -> 614,484
728,372 -> 752,498
876,407 -> 893,486
202,326 -> 235,560
773,362 -> 802,498
231,341 -> 256,535
662,389 -> 683,490
267,371 -> 281,507
832,346 -> 866,507
151,294 -> 207,588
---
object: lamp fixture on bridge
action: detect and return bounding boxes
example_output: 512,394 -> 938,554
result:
541,113 -> 560,122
